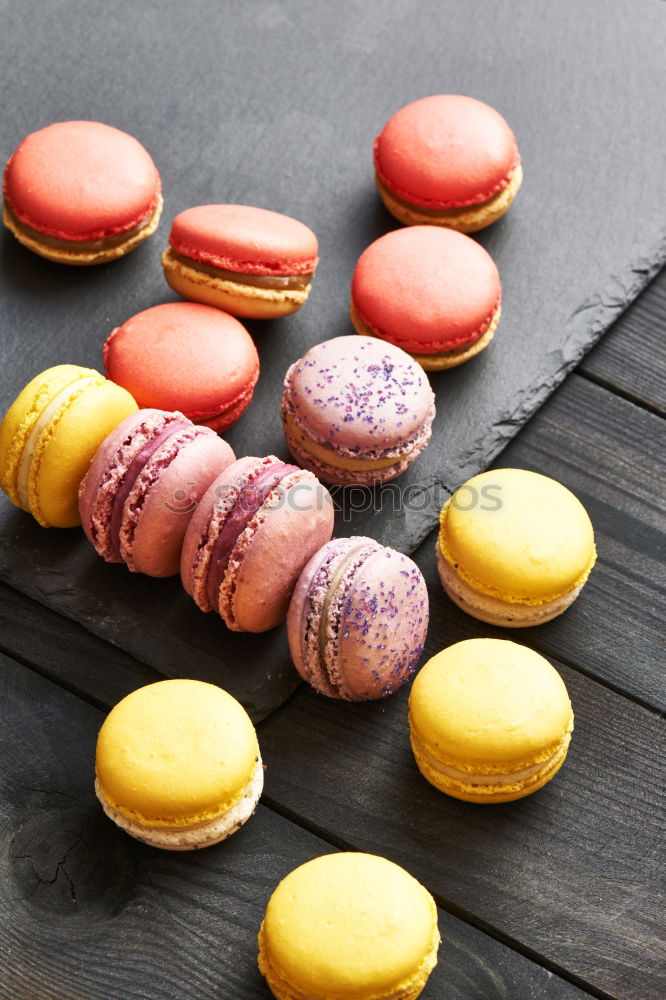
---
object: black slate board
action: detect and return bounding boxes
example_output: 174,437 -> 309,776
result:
1,0 -> 665,718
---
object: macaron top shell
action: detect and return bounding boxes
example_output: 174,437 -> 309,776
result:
286,336 -> 434,456
169,204 -> 318,276
439,469 -> 596,604
103,302 -> 259,423
262,852 -> 438,997
352,227 -> 501,353
410,639 -> 573,767
374,94 -> 520,208
3,121 -> 161,240
96,679 -> 259,826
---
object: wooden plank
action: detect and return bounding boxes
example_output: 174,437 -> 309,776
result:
580,266 -> 666,415
260,663 -> 666,1000
0,653 -> 593,1000
0,581 -> 162,708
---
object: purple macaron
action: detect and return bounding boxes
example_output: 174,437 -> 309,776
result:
281,335 -> 435,486
79,409 -> 234,577
287,536 -> 429,700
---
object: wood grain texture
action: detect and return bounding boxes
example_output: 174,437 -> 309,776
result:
0,581 -> 161,709
0,653 -> 594,1000
580,266 -> 666,415
260,662 -> 666,1000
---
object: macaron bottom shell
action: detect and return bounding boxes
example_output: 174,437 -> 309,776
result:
409,724 -> 571,804
436,544 -> 583,627
351,302 -> 500,372
375,163 -> 523,232
162,248 -> 311,319
95,757 -> 264,850
283,414 -> 431,486
258,933 -> 437,1000
2,195 -> 163,266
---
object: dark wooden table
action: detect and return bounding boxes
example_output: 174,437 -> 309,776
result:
0,264 -> 663,999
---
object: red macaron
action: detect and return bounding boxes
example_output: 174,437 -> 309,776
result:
351,227 -> 501,370
162,204 -> 319,319
374,95 -> 522,232
180,456 -> 334,632
103,302 -> 260,432
2,120 -> 162,264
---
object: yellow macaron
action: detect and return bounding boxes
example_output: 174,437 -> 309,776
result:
437,468 -> 596,626
409,639 -> 574,803
95,679 -> 263,850
258,852 -> 440,1000
0,364 -> 137,527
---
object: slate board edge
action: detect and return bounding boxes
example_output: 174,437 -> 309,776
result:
1,237 -> 665,721
402,235 -> 666,549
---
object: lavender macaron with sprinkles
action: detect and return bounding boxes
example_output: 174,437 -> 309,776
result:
281,335 -> 435,486
287,536 -> 429,700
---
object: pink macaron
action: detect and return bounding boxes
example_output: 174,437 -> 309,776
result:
162,204 -> 319,319
103,302 -> 260,432
180,455 -> 334,632
79,409 -> 234,577
374,95 -> 522,232
351,227 -> 501,370
3,120 -> 162,264
287,537 -> 429,700
281,336 -> 435,486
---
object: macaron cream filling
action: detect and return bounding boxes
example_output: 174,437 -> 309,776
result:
374,160 -> 523,213
309,541 -> 378,696
352,299 -> 502,356
283,409 -> 424,472
15,374 -> 102,508
205,460 -> 299,609
3,196 -> 161,250
410,725 -> 571,787
166,250 -> 314,290
96,756 -> 264,830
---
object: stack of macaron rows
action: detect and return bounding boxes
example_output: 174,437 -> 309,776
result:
1,101 -> 596,997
